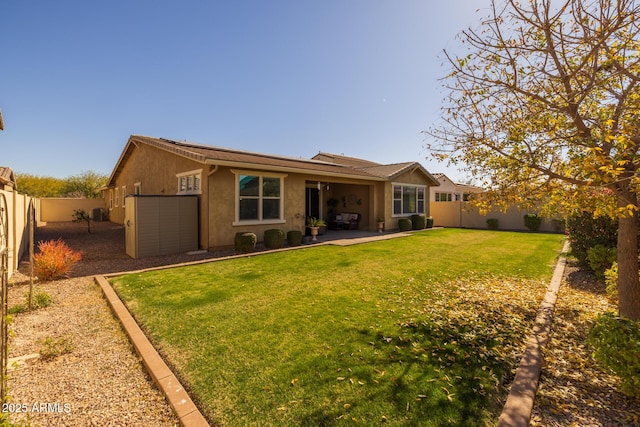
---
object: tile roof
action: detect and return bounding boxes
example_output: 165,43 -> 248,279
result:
109,135 -> 439,186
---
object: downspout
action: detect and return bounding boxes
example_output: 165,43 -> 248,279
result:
206,165 -> 219,249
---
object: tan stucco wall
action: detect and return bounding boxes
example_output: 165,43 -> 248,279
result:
385,170 -> 435,230
105,143 -> 210,249
0,189 -> 36,278
430,202 -> 563,232
39,198 -> 105,222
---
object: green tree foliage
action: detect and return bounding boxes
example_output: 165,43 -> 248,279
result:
427,0 -> 640,320
16,171 -> 108,199
15,174 -> 66,198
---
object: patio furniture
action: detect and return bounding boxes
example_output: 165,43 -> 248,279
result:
329,213 -> 360,230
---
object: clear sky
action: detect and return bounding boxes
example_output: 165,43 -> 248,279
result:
1,0 -> 490,180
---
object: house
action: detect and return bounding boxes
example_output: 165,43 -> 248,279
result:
431,173 -> 483,203
102,135 -> 439,250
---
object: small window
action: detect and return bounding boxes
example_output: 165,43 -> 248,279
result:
122,186 -> 126,207
176,170 -> 203,195
115,187 -> 119,207
134,183 -> 141,195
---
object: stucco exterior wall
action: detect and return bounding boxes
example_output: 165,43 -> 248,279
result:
385,170 -> 434,230
207,167 -> 385,248
0,189 -> 36,278
39,198 -> 105,223
106,143 -> 210,249
430,202 -> 563,232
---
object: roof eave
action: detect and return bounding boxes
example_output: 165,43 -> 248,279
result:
204,159 -> 384,181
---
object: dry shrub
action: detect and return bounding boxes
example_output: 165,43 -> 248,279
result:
33,238 -> 81,280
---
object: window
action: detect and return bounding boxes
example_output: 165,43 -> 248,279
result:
393,184 -> 426,216
115,187 -> 119,207
109,190 -> 114,210
435,192 -> 453,202
177,169 -> 202,195
134,182 -> 141,195
233,170 -> 286,224
122,186 -> 126,207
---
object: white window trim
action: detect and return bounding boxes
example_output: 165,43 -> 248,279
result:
392,182 -> 427,217
176,169 -> 203,195
232,169 -> 287,226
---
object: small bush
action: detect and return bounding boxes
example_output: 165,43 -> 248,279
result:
234,232 -> 257,254
486,218 -> 499,230
22,290 -> 53,310
411,214 -> 427,230
264,229 -> 285,249
587,245 -> 617,279
523,213 -> 542,231
37,335 -> 74,360
588,312 -> 640,399
426,217 -> 434,228
605,262 -> 618,304
8,304 -> 26,315
398,218 -> 412,231
287,230 -> 302,247
33,239 -> 82,281
566,213 -> 618,267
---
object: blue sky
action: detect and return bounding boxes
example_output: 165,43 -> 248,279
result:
1,1 -> 489,180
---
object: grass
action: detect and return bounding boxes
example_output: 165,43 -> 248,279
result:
111,228 -> 565,426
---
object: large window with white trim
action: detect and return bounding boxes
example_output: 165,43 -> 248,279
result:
234,171 -> 285,223
393,184 -> 426,216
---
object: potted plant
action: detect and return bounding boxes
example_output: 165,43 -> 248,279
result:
377,217 -> 385,233
307,217 -> 326,241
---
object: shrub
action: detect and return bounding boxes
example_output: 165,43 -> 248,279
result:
486,218 -> 499,230
263,229 -> 285,250
37,335 -> 74,360
605,262 -> 618,304
411,214 -> 427,230
426,217 -> 434,228
287,230 -> 302,247
587,245 -> 617,279
33,239 -> 81,281
24,290 -> 53,309
234,232 -> 256,254
566,213 -> 618,267
523,213 -> 542,231
398,218 -> 412,231
588,312 -> 640,399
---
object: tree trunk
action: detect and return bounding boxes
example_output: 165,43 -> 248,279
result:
617,190 -> 640,321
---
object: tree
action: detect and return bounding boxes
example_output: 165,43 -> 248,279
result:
427,0 -> 640,320
15,174 -> 66,198
62,171 -> 108,199
16,171 -> 108,199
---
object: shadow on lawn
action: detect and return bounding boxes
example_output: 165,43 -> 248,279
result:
298,297 -> 536,426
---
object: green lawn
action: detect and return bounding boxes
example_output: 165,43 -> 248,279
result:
111,228 -> 565,426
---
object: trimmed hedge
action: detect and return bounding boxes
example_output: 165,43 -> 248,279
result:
411,214 -> 427,230
234,232 -> 257,254
287,230 -> 303,247
486,218 -> 499,230
566,213 -> 617,267
264,229 -> 285,249
523,213 -> 542,231
398,218 -> 413,231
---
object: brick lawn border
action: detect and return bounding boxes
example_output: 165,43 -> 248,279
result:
498,240 -> 570,426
